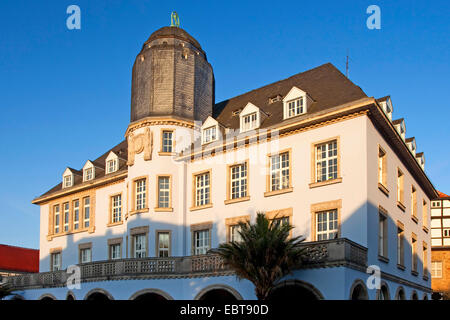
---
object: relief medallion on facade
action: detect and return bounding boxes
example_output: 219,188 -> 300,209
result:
127,127 -> 153,166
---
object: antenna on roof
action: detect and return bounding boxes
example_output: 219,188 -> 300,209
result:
170,11 -> 180,27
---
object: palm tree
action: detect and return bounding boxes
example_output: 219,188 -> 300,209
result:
214,212 -> 307,300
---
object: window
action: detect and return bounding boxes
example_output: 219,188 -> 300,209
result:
444,228 -> 450,238
412,234 -> 418,273
135,179 -> 147,210
423,243 -> 428,276
162,130 -> 173,153
242,112 -> 258,131
411,186 -> 417,219
54,205 -> 60,234
287,97 -> 305,118
203,126 -> 217,144
269,152 -> 290,191
397,169 -> 404,204
229,163 -> 248,200
111,194 -> 122,223
80,248 -> 92,264
63,203 -> 69,232
110,244 -> 121,260
423,201 -> 428,229
63,175 -> 72,188
157,232 -> 170,258
133,234 -> 146,258
397,224 -> 405,266
83,197 -> 90,228
51,252 -> 61,271
194,171 -> 211,207
431,261 -> 442,278
315,140 -> 338,182
315,210 -> 338,241
73,200 -> 79,230
107,159 -> 117,174
193,230 -> 210,255
229,225 -> 242,243
378,147 -> 387,187
272,216 -> 290,228
157,176 -> 171,209
84,167 -> 93,181
379,211 -> 388,258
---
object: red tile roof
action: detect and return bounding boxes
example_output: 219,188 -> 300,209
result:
0,244 -> 39,273
438,190 -> 450,198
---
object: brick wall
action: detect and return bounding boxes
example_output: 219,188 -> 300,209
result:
431,248 -> 450,293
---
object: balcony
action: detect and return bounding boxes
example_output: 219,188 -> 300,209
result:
7,238 -> 367,290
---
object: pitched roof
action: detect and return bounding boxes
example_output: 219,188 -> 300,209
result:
438,190 -> 450,198
213,63 -> 367,129
0,244 -> 39,273
38,140 -> 128,198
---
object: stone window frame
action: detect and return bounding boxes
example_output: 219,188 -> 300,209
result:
53,204 -> 61,234
422,241 -> 428,280
264,148 -> 293,197
155,175 -> 173,212
225,215 -> 250,242
225,160 -> 250,205
411,232 -> 418,275
108,192 -> 123,226
130,226 -> 149,258
72,199 -> 80,231
378,145 -> 389,196
155,230 -> 172,257
190,169 -> 213,211
266,208 -> 293,238
130,175 -> 149,215
159,128 -> 176,156
49,247 -> 62,271
309,136 -> 342,189
397,168 -> 405,211
62,202 -> 70,233
78,242 -> 92,264
397,221 -> 405,269
378,206 -> 389,262
190,222 -> 213,255
422,199 -> 429,233
107,237 -> 123,260
411,185 -> 418,223
310,200 -> 342,241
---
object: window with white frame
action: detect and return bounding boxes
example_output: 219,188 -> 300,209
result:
106,159 -> 117,174
73,200 -> 79,230
195,172 -> 210,207
241,112 -> 258,131
431,261 -> 442,278
80,248 -> 91,264
158,176 -> 170,208
315,210 -> 338,241
51,252 -> 61,271
63,175 -> 72,188
133,234 -> 146,258
63,202 -> 69,232
54,205 -> 60,234
84,167 -> 93,181
269,152 -> 290,191
202,126 -> 217,144
162,131 -> 173,153
157,232 -> 170,258
315,140 -> 338,182
83,197 -> 90,228
109,244 -> 121,260
193,229 -> 210,255
111,194 -> 122,223
229,225 -> 242,243
287,97 -> 305,118
135,179 -> 147,210
230,163 -> 247,199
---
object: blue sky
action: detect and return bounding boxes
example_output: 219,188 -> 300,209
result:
0,0 -> 448,249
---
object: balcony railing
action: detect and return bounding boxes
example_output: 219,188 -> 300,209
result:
7,238 -> 367,290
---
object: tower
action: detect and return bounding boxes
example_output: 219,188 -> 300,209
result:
130,25 -> 214,123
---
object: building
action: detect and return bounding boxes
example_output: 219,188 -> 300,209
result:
0,245 -> 39,283
6,24 -> 437,300
431,191 -> 450,298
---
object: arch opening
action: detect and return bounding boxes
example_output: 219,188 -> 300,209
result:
396,287 -> 406,300
198,289 -> 238,302
133,292 -> 168,302
350,281 -> 368,300
268,281 -> 322,301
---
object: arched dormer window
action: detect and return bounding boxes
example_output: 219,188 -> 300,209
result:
62,168 -> 74,188
239,103 -> 263,132
201,116 -> 221,145
83,160 -> 95,182
105,152 -> 119,174
282,86 -> 310,120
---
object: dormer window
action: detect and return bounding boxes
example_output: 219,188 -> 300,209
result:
63,175 -> 72,188
107,159 -> 117,174
203,126 -> 217,144
283,86 -> 310,120
239,102 -> 265,133
242,112 -> 257,131
84,167 -> 93,181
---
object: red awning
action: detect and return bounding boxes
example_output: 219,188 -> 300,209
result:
0,244 -> 39,273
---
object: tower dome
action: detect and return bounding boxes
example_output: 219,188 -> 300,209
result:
130,26 -> 214,123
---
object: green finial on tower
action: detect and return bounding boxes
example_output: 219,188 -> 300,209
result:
170,11 -> 180,27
